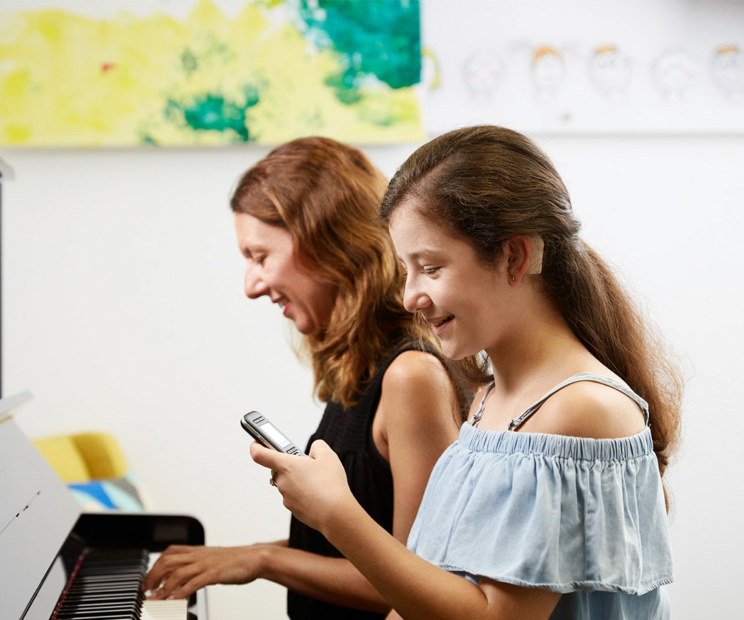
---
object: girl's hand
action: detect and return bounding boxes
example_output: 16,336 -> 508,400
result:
250,440 -> 354,532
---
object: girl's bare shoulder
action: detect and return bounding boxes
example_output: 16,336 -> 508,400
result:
523,379 -> 646,439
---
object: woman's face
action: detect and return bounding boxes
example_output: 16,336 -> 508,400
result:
389,201 -> 510,360
234,213 -> 336,336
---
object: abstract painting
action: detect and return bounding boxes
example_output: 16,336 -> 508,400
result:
0,0 -> 423,146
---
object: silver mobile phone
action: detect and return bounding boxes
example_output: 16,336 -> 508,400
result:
241,411 -> 306,456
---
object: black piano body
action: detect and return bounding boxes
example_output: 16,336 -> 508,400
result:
0,393 -> 209,620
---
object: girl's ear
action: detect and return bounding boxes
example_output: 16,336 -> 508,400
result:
502,235 -> 533,284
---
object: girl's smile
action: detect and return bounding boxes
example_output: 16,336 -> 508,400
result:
389,200 -> 509,360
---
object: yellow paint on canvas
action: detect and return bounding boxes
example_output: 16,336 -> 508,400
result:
0,1 -> 423,146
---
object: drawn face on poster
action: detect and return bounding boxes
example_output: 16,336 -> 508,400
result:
463,49 -> 504,97
654,49 -> 696,103
531,45 -> 565,100
589,44 -> 632,100
711,45 -> 744,101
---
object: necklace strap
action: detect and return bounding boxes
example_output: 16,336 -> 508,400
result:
470,382 -> 495,426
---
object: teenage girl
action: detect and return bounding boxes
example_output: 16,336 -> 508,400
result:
250,126 -> 682,619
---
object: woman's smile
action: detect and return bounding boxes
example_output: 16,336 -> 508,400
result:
235,213 -> 336,335
428,314 -> 454,335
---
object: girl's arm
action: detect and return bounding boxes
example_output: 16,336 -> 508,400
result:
251,442 -> 561,620
265,351 -> 457,611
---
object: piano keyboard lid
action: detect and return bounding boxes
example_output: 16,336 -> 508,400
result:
0,392 -> 82,620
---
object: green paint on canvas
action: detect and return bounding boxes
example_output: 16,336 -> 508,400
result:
165,86 -> 259,142
300,0 -> 421,102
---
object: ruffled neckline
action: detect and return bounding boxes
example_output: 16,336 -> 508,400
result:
458,423 -> 654,462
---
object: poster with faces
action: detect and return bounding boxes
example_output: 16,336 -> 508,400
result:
422,0 -> 744,135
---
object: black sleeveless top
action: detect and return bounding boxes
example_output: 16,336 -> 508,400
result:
287,343 -> 425,620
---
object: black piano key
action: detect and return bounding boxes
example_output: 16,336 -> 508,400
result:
82,564 -> 148,572
58,613 -> 140,620
66,586 -> 143,597
64,591 -> 143,601
57,608 -> 140,618
58,616 -> 138,620
68,583 -> 143,592
79,561 -> 147,572
68,579 -> 144,589
56,611 -> 140,620
74,568 -> 146,578
67,582 -> 144,594
58,603 -> 141,615
57,602 -> 142,613
63,587 -> 145,598
72,575 -> 145,582
59,593 -> 144,608
60,595 -> 144,608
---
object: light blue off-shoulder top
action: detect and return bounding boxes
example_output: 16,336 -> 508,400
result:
407,373 -> 673,619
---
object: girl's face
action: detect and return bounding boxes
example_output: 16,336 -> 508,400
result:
389,201 -> 510,360
234,213 -> 336,336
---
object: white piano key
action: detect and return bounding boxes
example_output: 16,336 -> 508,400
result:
141,598 -> 188,620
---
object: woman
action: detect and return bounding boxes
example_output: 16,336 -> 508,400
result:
251,126 -> 683,619
142,137 -> 467,619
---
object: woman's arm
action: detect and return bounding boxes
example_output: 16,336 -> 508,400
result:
251,442 -> 561,620
144,541 -> 389,611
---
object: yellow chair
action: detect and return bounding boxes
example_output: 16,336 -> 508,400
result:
33,432 -> 128,483
32,433 -> 146,511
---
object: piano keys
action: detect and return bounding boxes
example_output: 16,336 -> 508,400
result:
0,393 -> 209,620
55,547 -> 151,619
42,543 -> 191,620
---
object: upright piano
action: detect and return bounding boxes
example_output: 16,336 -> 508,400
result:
0,392 -> 209,620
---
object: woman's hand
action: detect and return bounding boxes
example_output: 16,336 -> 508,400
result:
142,544 -> 272,600
250,440 -> 354,533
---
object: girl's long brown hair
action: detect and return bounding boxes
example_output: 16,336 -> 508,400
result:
380,125 -> 683,508
231,136 -> 469,416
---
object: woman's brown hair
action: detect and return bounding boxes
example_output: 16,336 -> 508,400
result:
380,125 -> 683,507
231,136 -> 469,416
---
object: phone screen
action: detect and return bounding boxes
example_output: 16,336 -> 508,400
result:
261,422 -> 293,451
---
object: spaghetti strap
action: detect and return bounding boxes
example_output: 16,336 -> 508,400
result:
507,372 -> 650,431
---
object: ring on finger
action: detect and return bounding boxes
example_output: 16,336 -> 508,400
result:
269,471 -> 278,487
